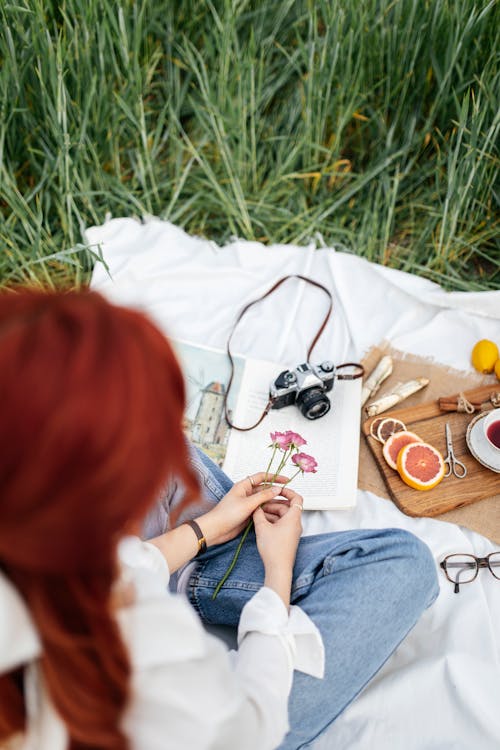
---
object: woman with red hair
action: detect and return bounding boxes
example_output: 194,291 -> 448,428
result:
0,288 -> 438,750
0,288 -> 314,750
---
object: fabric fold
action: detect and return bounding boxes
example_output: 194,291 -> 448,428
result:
117,536 -> 170,596
238,586 -> 325,679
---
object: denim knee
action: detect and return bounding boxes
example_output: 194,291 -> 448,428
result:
190,445 -> 233,501
385,528 -> 439,610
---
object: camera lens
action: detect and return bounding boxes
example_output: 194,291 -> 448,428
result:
296,388 -> 331,420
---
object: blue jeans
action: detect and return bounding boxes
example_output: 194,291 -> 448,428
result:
147,447 -> 439,750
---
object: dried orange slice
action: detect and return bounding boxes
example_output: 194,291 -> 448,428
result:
382,430 -> 422,470
369,417 -> 387,442
397,442 -> 445,491
377,417 -> 407,443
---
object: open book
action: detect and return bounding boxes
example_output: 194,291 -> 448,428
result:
173,340 -> 362,510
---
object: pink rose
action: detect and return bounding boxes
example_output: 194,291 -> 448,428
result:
270,430 -> 307,450
291,452 -> 318,473
270,431 -> 290,449
285,431 -> 307,448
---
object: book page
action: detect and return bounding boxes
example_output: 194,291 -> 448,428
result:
223,358 -> 362,510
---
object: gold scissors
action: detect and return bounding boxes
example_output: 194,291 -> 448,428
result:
443,422 -> 467,478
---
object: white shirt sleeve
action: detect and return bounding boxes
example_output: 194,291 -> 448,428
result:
116,537 -> 324,750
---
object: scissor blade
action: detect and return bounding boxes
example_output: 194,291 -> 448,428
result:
445,422 -> 453,450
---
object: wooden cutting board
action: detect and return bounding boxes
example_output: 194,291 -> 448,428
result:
362,385 -> 500,517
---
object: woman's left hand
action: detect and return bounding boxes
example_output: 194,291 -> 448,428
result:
196,473 -> 289,546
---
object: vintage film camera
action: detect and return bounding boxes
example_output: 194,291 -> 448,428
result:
269,361 -> 335,420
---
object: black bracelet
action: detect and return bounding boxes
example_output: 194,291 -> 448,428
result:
183,519 -> 207,557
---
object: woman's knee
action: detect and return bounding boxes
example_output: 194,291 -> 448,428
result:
189,445 -> 233,501
381,528 -> 439,610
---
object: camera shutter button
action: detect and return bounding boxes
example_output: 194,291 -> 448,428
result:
320,361 -> 334,372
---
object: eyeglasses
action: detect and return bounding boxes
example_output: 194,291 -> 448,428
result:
440,553 -> 500,593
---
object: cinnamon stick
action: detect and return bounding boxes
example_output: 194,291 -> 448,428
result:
438,402 -> 478,413
438,394 -> 487,413
439,399 -> 483,408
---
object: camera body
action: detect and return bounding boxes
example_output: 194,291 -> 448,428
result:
270,361 -> 335,420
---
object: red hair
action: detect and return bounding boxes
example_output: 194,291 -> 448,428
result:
0,289 -> 199,749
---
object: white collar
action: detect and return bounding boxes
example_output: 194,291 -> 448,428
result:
0,569 -> 41,674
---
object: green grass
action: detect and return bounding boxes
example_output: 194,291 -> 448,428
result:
1,0 -> 499,291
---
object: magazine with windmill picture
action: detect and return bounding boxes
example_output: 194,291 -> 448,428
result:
172,339 -> 362,510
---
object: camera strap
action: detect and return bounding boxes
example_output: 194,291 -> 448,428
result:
223,274 -> 364,432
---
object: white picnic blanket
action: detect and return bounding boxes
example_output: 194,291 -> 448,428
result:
88,217 -> 500,750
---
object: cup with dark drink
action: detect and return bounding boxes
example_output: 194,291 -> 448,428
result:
484,408 -> 500,452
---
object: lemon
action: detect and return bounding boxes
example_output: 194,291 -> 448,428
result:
495,358 -> 500,382
471,339 -> 499,374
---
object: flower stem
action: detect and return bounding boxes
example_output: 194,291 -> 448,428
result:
283,468 -> 302,486
212,519 -> 253,600
263,445 -> 278,484
274,447 -> 292,478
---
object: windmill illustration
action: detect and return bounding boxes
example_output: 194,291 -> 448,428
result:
185,365 -> 229,446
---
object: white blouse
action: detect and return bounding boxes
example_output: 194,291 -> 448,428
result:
0,537 -> 324,750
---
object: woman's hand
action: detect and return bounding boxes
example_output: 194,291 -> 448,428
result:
253,487 -> 303,571
197,473 -> 289,547
148,473 -> 291,575
252,486 -> 304,609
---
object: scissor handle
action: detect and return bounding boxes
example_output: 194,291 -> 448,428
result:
443,458 -> 455,478
443,422 -> 467,478
444,455 -> 467,478
451,458 -> 467,478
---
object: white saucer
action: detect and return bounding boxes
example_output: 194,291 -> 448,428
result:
466,412 -> 500,473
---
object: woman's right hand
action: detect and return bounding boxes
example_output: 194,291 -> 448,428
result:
252,486 -> 303,608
